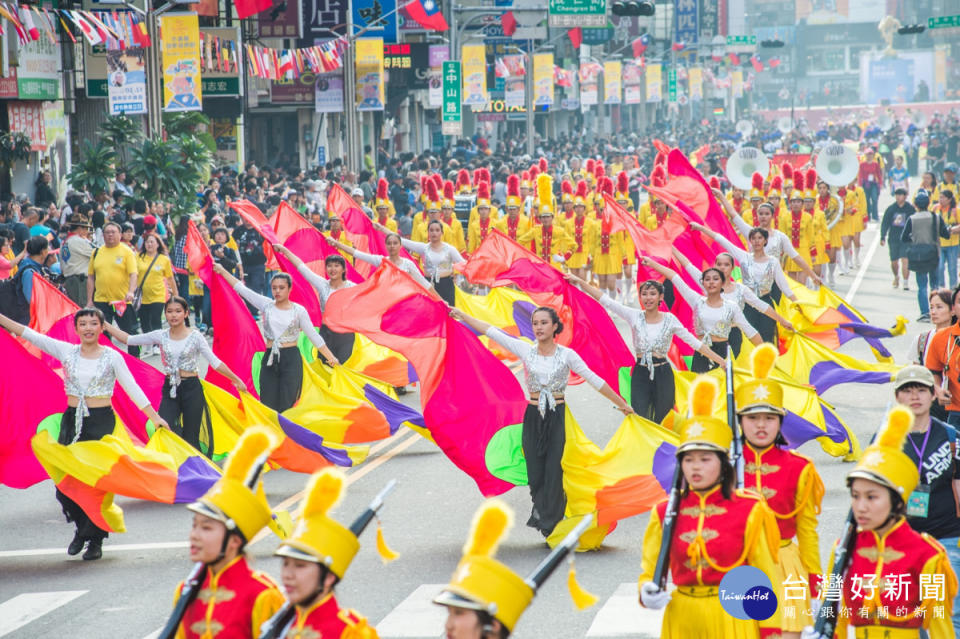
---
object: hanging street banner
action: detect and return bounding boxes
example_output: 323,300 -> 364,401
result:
315,71 -> 345,113
356,38 -> 385,110
667,67 -> 677,103
442,60 -> 462,135
107,48 -> 148,115
548,0 -> 607,28
159,13 -> 202,112
462,44 -> 488,106
603,60 -> 621,104
688,66 -> 703,100
201,27 -> 243,98
427,45 -> 449,108
732,69 -> 744,98
623,60 -> 642,104
579,61 -> 600,106
646,63 -> 662,102
533,53 -> 554,107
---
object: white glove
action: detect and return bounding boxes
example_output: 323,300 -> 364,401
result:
639,581 -> 671,609
552,254 -> 566,264
800,627 -> 822,639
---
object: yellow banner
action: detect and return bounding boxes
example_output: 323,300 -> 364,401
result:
462,44 -> 487,106
355,38 -> 385,111
688,67 -> 703,101
732,70 -> 744,98
603,60 -> 621,104
159,13 -> 202,112
533,52 -> 554,107
646,63 -> 662,103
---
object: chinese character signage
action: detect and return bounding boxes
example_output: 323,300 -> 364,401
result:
259,0 -> 303,38
533,53 -> 553,107
17,37 -> 59,101
442,60 -> 462,135
107,48 -> 147,115
603,60 -> 621,104
201,28 -> 243,98
674,0 -> 699,45
355,38 -> 384,111
689,66 -> 703,100
383,43 -> 429,88
271,74 -> 318,104
315,71 -> 344,112
305,0 -> 348,38
428,45 -> 449,108
353,0 -> 398,44
8,102 -> 47,151
159,13 -> 202,112
461,44 -> 487,107
646,63 -> 662,103
699,0 -> 717,39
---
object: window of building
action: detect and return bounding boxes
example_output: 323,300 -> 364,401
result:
805,46 -> 846,73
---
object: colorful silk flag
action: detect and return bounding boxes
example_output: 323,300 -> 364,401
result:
345,334 -> 417,387
601,192 -> 686,280
461,231 -> 634,392
777,333 -> 898,395
329,185 -> 418,278
324,261 -> 527,495
273,198 -> 364,284
454,286 -> 537,360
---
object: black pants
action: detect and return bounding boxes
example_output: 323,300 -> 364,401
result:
631,358 -> 674,424
728,326 -> 743,357
691,341 -> 728,373
319,324 -> 355,365
435,276 -> 456,307
95,301 -> 140,357
260,345 -> 303,412
56,406 -> 115,542
523,403 -> 566,536
138,302 -> 164,335
744,295 -> 777,344
160,376 -> 213,457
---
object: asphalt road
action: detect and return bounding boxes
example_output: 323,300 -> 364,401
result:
0,193 -> 922,638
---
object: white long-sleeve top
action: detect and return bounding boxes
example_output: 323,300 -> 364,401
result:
599,293 -> 701,378
233,282 -> 326,364
731,214 -> 801,261
400,239 -> 464,280
295,263 -> 355,312
22,328 -> 150,442
484,326 -> 604,415
712,233 -> 793,298
683,263 -> 772,313
670,275 -> 759,345
128,329 -> 222,398
353,250 -> 431,289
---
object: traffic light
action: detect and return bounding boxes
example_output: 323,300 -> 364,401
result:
897,24 -> 926,34
611,1 -> 655,16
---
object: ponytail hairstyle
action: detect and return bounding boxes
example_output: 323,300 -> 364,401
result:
638,279 -> 664,295
531,306 -> 564,337
165,295 -> 192,327
701,267 -> 727,284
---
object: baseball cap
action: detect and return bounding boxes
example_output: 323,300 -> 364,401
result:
352,187 -> 364,197
893,365 -> 935,391
143,215 -> 157,226
946,163 -> 958,173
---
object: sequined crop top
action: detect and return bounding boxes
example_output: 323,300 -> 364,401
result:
731,214 -> 801,262
400,239 -> 464,280
484,326 -> 604,415
22,328 -> 149,442
714,234 -> 793,298
127,329 -> 222,397
670,276 -> 759,345
233,282 -> 326,364
599,294 -> 701,377
296,263 -> 356,312
683,263 -> 771,313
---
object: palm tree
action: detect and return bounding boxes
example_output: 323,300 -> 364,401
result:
99,115 -> 143,167
67,140 -> 117,197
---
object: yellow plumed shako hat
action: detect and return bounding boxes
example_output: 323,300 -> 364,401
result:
677,376 -> 732,455
735,343 -> 785,416
537,173 -> 555,217
187,426 -> 279,542
847,406 -> 919,500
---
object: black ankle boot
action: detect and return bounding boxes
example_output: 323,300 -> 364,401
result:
82,538 -> 103,560
67,532 -> 85,556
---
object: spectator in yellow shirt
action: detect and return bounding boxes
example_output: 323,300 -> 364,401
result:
87,221 -> 141,356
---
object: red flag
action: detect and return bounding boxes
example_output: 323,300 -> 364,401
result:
325,262 -> 526,496
631,34 -> 650,58
728,52 -> 740,66
568,27 -> 582,49
234,0 -> 271,20
338,205 -> 421,279
404,0 -> 448,31
272,198 -> 364,284
462,231 -> 634,392
750,55 -> 765,72
500,10 -> 517,36
768,57 -> 782,68
671,42 -> 685,52
601,193 -> 686,280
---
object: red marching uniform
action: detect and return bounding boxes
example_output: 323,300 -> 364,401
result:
281,593 -> 377,639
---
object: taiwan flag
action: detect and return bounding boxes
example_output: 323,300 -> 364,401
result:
404,0 -> 448,31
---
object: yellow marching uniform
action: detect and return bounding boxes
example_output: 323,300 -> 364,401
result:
563,214 -> 597,269
518,175 -> 571,269
467,182 -> 496,253
777,209 -> 816,273
591,222 -> 624,276
615,173 -> 637,266
324,231 -> 354,262
737,345 -> 824,634
495,212 -> 531,242
638,377 -> 782,639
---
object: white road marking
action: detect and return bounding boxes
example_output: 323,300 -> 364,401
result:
586,582 -> 666,637
0,590 -> 87,636
376,584 -> 448,637
0,541 -> 188,558
844,228 -> 880,304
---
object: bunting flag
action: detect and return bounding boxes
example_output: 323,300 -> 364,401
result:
344,334 -> 417,388
273,197 -> 364,284
777,333 -> 899,396
546,411 -> 679,551
244,39 -> 347,80
461,231 -> 634,392
454,286 -> 537,360
324,261 -> 528,496
31,426 -> 221,533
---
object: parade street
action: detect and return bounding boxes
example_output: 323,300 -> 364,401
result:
0,205 -> 922,638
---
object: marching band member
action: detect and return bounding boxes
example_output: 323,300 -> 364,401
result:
641,257 -> 762,372
373,179 -> 398,233
778,187 -> 818,284
738,344 -> 824,639
815,179 -> 845,282
744,172 -> 767,226
324,214 -> 354,263
441,181 -> 467,253
518,175 -> 572,270
0,307 -> 168,560
467,183 -> 496,253
213,263 -> 339,412
563,186 -> 597,281
638,376 -> 782,638
591,178 -> 624,299
495,175 -> 531,242
616,172 -> 638,304
450,305 -> 633,537
560,179 -> 576,220
173,428 -> 285,638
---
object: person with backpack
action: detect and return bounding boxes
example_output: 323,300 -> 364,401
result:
19,236 -> 49,305
892,365 -> 960,636
900,192 -> 960,321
